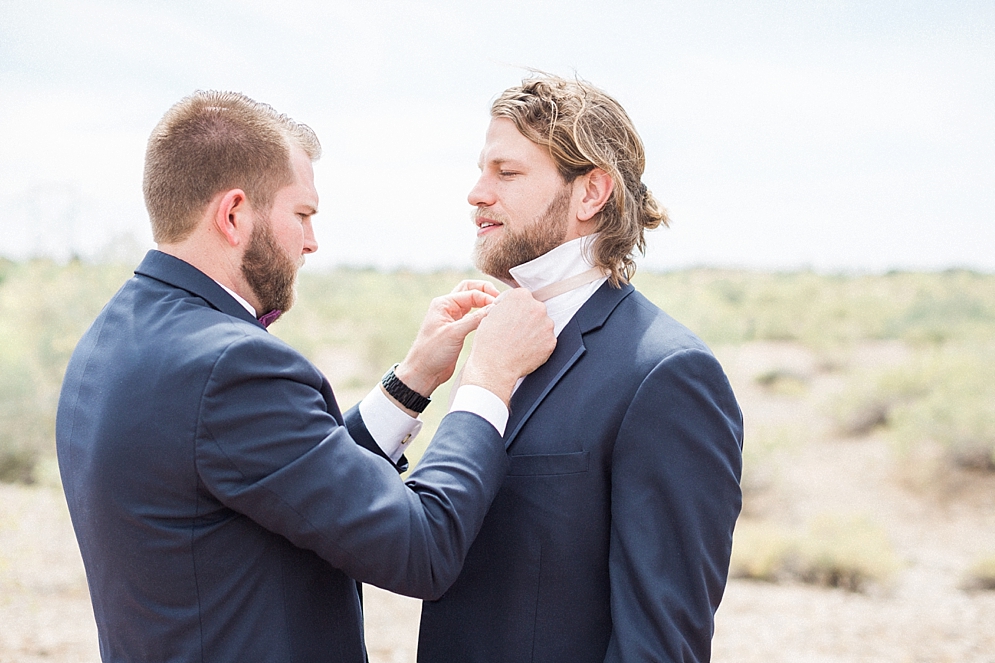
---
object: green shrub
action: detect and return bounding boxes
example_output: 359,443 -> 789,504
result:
0,260 -> 133,483
795,514 -> 901,591
729,521 -> 796,582
739,425 -> 804,515
829,343 -> 995,475
0,356 -> 50,483
962,554 -> 995,591
828,362 -> 931,436
731,514 -> 901,592
634,269 -> 995,349
754,368 -> 808,396
887,346 -> 995,472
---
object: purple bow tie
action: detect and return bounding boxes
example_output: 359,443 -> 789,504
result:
258,310 -> 283,328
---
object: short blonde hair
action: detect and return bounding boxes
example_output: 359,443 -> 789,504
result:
491,75 -> 668,285
143,91 -> 321,243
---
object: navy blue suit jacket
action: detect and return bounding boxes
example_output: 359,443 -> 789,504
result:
56,250 -> 509,663
418,282 -> 743,662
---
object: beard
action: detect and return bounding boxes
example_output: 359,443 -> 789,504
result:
241,214 -> 300,315
473,186 -> 571,282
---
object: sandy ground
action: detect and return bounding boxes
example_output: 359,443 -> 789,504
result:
2,341 -> 994,662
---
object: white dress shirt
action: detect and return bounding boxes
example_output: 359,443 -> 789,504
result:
508,234 -> 607,337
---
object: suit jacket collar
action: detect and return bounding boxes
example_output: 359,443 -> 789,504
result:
134,250 -> 265,330
504,281 -> 634,448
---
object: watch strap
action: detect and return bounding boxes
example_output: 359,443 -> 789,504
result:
381,363 -> 431,413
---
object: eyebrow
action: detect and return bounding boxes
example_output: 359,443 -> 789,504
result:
478,157 -> 523,170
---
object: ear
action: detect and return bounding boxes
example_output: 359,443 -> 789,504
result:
212,189 -> 251,248
575,168 -> 614,222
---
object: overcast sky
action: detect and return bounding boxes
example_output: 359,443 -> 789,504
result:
1,0 -> 992,272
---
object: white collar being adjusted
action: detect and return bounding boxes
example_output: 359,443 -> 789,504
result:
216,281 -> 257,318
509,234 -> 608,337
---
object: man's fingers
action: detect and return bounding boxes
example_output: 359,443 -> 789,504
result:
444,289 -> 496,316
492,287 -> 534,306
460,287 -> 555,403
448,305 -> 491,335
451,279 -> 502,298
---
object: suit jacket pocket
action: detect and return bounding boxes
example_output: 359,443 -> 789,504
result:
508,451 -> 589,476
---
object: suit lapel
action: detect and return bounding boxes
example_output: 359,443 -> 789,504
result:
504,318 -> 585,448
504,281 -> 635,449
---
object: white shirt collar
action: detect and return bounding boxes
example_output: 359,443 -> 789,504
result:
509,234 -> 607,337
509,235 -> 597,292
216,281 -> 257,318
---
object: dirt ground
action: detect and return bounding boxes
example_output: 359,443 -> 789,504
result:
2,341 -> 994,662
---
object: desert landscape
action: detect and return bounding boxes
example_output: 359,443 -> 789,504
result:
2,262 -> 993,662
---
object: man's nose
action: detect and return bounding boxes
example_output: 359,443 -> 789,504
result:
467,176 -> 495,208
302,222 -> 318,254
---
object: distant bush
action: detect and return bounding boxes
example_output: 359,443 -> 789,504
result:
0,257 -> 14,284
829,363 -> 931,436
753,368 -> 809,396
962,554 -> 995,592
831,344 -> 995,474
728,521 -> 796,582
0,356 -> 49,483
794,514 -> 902,591
634,269 -> 995,348
740,425 -> 803,516
0,260 -> 133,483
888,346 -> 995,473
731,514 -> 901,593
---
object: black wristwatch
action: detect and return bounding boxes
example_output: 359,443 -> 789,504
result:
381,363 -> 431,413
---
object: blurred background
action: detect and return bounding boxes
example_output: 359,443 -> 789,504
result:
2,0 -> 993,272
1,1 -> 993,661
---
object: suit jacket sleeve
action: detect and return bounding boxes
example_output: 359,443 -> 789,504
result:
343,404 -> 409,473
194,333 -> 508,599
605,348 -> 743,663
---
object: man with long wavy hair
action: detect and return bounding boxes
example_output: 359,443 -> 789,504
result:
418,75 -> 744,663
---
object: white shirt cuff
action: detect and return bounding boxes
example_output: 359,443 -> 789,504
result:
358,387 -> 423,463
449,384 -> 509,437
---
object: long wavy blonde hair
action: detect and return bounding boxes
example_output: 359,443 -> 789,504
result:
491,74 -> 669,286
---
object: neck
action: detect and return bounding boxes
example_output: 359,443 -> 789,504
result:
157,239 -> 261,313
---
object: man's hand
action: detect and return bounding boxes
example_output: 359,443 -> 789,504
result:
393,280 -> 502,399
461,288 -> 556,406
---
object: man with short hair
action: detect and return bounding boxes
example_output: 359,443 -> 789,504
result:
417,75 -> 744,662
56,90 -> 556,662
